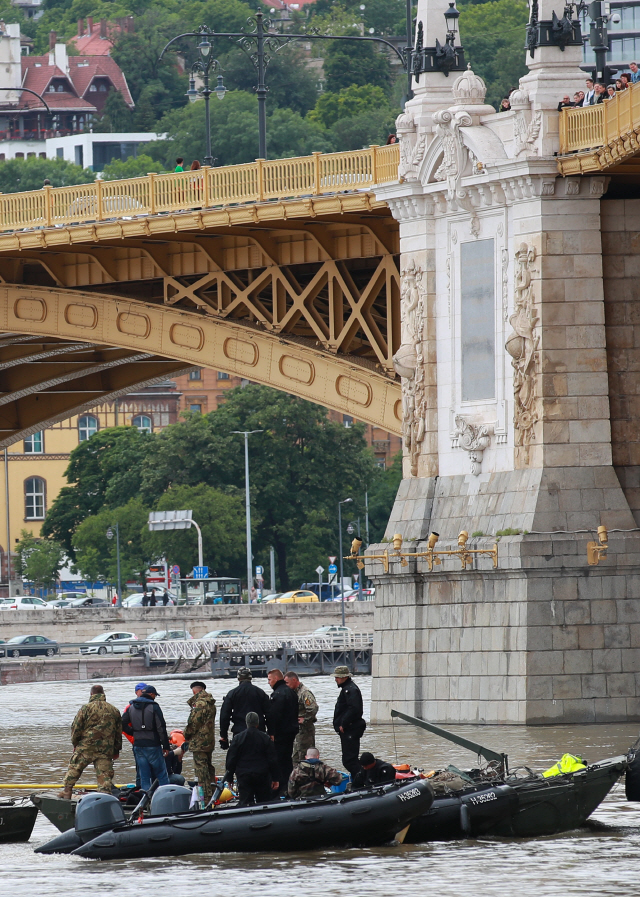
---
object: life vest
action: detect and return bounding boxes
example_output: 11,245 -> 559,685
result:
542,753 -> 587,777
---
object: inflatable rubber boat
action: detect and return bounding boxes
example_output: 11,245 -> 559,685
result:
0,798 -> 39,843
36,777 -> 434,859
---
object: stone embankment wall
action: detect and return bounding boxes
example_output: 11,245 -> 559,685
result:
0,603 -> 374,643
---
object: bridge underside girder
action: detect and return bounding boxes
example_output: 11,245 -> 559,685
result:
0,197 -> 402,444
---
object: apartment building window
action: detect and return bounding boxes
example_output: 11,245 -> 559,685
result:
24,431 -> 43,454
189,369 -> 202,380
343,415 -> 353,428
25,477 -> 46,519
375,459 -> 386,469
132,414 -> 153,433
78,414 -> 98,442
217,372 -> 230,380
190,404 -> 202,413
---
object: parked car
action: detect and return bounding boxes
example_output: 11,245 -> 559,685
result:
201,629 -> 245,640
123,591 -> 177,607
0,598 -> 15,610
80,632 -> 138,655
145,630 -> 193,641
54,591 -> 87,602
0,634 -> 59,657
325,589 -> 359,602
49,599 -> 74,608
299,582 -> 346,602
4,596 -> 50,610
266,590 -> 319,604
67,596 -> 109,608
360,588 -> 376,600
312,625 -> 353,643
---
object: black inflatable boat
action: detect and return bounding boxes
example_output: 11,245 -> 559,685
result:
36,778 -> 434,859
0,798 -> 39,843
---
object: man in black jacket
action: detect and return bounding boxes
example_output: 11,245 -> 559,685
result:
333,665 -> 366,784
359,752 -> 396,787
219,667 -> 269,749
266,668 -> 299,794
224,712 -> 279,805
121,686 -> 170,791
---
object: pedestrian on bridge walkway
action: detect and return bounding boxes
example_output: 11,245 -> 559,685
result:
59,684 -> 122,799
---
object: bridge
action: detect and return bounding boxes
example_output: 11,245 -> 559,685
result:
0,143 -> 401,444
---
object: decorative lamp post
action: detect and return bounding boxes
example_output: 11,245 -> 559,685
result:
338,497 -> 353,627
183,26 -> 227,167
106,523 -> 122,608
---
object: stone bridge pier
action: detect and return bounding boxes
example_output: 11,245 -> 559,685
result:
368,0 -> 640,724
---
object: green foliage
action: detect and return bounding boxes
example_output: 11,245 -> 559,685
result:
92,88 -> 133,132
0,158 -> 94,193
143,484 -> 246,576
309,84 -> 390,129
305,0 -> 411,36
331,108 -> 397,150
102,153 -> 164,180
459,0 -> 529,108
73,498 -> 152,584
471,531 -> 485,537
366,452 -> 402,542
323,38 -> 392,94
218,45 -> 319,116
41,427 -> 153,558
15,530 -> 66,588
496,527 -> 522,536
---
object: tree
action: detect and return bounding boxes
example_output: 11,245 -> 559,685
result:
139,385 -> 379,588
15,530 -> 66,591
304,0 -> 412,36
0,158 -> 94,194
323,37 -> 392,94
41,426 -> 153,558
73,499 -> 152,585
143,484 -> 246,576
309,84 -> 391,129
102,153 -> 164,180
330,108 -> 397,150
459,0 -> 529,108
366,452 -> 402,542
218,45 -> 320,117
92,88 -> 133,132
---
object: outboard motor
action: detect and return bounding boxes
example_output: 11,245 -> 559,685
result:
626,738 -> 640,801
75,792 -> 126,843
149,784 -> 192,816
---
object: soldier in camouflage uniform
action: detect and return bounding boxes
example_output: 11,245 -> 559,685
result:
285,672 -> 318,764
184,680 -> 217,803
287,747 -> 342,798
59,684 -> 122,798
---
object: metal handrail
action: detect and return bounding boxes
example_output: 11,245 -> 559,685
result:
559,81 -> 640,155
143,633 -> 374,661
0,144 -> 400,233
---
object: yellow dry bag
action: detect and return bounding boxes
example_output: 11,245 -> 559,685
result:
542,753 -> 587,778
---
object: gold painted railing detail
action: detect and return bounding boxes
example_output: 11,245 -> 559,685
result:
558,83 -> 640,173
0,144 -> 400,234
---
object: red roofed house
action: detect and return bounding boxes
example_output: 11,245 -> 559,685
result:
0,21 -> 155,167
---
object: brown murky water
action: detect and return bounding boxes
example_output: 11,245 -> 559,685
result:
2,675 -> 640,896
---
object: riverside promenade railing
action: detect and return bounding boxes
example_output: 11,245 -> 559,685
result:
0,143 -> 400,233
559,82 -> 640,156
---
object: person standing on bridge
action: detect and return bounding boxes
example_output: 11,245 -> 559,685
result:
219,667 -> 269,750
59,684 -> 122,799
266,668 -> 299,795
333,665 -> 366,786
284,671 -> 318,763
183,680 -> 217,804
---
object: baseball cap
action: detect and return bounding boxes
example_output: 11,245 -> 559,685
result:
135,682 -> 148,691
143,685 -> 159,696
237,667 -> 252,680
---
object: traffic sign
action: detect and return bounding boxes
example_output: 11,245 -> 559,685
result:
328,563 -> 338,575
328,556 -> 337,564
315,565 -> 325,575
193,566 -> 209,579
255,565 -> 264,576
172,564 -> 180,576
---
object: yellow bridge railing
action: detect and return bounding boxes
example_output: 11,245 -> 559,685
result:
559,81 -> 640,157
0,143 -> 400,233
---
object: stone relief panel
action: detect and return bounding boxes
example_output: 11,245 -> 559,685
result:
454,415 -> 492,476
393,259 -> 427,477
505,243 -> 539,457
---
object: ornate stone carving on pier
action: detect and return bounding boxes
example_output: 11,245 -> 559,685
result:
454,415 -> 492,475
396,112 -> 428,182
505,243 -> 539,449
393,260 -> 427,477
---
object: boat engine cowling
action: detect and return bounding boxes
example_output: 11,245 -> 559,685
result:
149,784 -> 192,815
75,792 -> 126,843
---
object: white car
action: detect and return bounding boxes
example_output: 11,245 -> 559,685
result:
146,629 -> 193,641
80,632 -> 138,655
312,625 -> 353,644
5,596 -> 50,610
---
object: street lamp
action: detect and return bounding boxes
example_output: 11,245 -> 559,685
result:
182,26 -> 227,167
338,497 -> 353,627
106,523 -> 122,608
232,429 -> 263,599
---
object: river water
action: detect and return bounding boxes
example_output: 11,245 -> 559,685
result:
2,675 -> 640,896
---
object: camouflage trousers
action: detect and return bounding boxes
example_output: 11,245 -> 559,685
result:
292,723 -> 316,764
192,750 -> 216,803
62,751 -> 114,793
